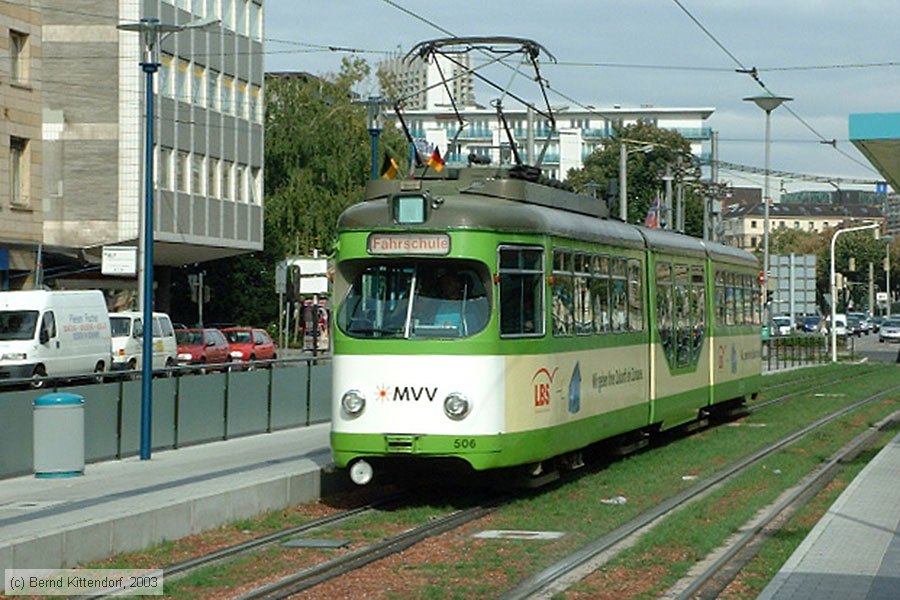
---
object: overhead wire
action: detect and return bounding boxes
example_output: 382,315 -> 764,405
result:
668,0 -> 880,176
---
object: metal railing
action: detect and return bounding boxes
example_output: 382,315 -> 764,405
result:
0,356 -> 332,480
762,334 -> 851,371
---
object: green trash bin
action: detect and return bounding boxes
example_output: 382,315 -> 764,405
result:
33,392 -> 85,478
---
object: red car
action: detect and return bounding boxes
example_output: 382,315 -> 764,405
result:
175,328 -> 231,367
222,327 -> 277,366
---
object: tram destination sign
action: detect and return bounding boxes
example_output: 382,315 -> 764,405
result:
367,233 -> 450,255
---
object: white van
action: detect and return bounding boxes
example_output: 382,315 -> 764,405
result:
109,311 -> 177,371
0,290 -> 111,385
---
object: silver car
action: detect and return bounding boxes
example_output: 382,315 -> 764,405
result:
878,318 -> 900,343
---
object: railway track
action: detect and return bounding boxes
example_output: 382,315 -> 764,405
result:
667,411 -> 899,600
497,382 -> 900,599
79,364 -> 894,599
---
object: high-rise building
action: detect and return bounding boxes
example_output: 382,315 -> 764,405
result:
37,0 -> 264,307
378,51 -> 475,111
1,1 -> 43,290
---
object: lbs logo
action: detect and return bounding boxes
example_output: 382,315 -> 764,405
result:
531,367 -> 558,410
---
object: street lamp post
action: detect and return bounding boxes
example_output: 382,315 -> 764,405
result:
365,97 -> 383,180
118,16 -> 218,460
830,223 -> 879,362
744,95 -> 791,323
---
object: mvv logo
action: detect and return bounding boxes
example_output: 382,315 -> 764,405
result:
393,387 -> 438,402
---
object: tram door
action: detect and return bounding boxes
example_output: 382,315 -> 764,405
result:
653,260 -> 709,428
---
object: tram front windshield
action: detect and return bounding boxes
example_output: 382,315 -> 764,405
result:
338,261 -> 490,339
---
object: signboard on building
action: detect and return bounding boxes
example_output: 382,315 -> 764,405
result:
770,254 -> 817,319
101,246 -> 137,276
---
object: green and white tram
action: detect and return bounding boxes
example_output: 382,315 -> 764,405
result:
331,167 -> 761,485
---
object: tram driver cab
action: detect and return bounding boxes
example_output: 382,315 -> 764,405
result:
339,262 -> 490,339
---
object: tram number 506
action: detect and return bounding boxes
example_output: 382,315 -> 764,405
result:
453,438 -> 476,450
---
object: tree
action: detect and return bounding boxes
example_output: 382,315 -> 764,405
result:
172,58 -> 408,328
565,123 -> 702,234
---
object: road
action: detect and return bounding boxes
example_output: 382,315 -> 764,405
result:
854,330 -> 900,363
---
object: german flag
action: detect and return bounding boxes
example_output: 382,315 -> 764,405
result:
380,152 -> 399,180
427,148 -> 445,173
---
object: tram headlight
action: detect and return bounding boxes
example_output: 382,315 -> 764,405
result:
443,392 -> 471,420
341,389 -> 366,417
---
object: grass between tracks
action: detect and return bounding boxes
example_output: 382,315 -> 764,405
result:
26,363 -> 897,600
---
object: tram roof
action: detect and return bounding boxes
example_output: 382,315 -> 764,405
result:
340,167 -> 757,266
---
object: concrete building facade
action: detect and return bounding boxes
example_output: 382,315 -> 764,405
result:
1,0 -> 42,289
720,202 -> 885,251
38,0 -> 263,303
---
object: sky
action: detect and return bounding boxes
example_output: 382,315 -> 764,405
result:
264,0 -> 900,194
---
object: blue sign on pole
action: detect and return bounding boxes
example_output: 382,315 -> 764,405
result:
876,181 -> 888,194
0,248 -> 8,271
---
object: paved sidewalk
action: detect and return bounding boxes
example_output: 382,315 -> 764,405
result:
0,423 -> 337,589
758,431 -> 900,600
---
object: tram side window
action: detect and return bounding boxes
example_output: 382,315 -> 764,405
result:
725,272 -> 735,326
574,253 -> 593,335
611,258 -> 628,332
674,264 -> 691,367
747,275 -> 762,325
592,255 -> 611,333
691,265 -> 705,361
656,262 -> 674,363
499,246 -> 544,337
628,259 -> 643,331
552,249 -> 574,336
715,271 -> 726,326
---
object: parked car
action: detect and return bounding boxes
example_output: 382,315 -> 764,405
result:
109,311 -> 177,371
879,318 -> 900,343
175,328 -> 231,368
0,290 -> 111,386
800,315 -> 823,334
848,312 -> 870,335
771,316 -> 792,336
826,314 -> 848,337
846,314 -> 863,337
221,327 -> 277,366
870,316 -> 883,333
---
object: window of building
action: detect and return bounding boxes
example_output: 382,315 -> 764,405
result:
222,76 -> 234,114
207,158 -> 219,197
750,236 -> 757,247
236,80 -> 247,118
224,0 -> 235,29
250,2 -> 262,40
222,161 -> 232,199
159,54 -> 174,97
159,147 -> 173,189
250,85 -> 262,122
237,0 -> 248,35
498,246 -> 544,337
250,167 -> 261,204
823,221 -> 829,229
192,154 -> 204,195
794,221 -> 800,229
10,30 -> 29,84
9,137 -> 29,207
192,0 -> 204,14
750,220 -> 757,229
206,0 -> 219,17
177,151 -> 189,192
192,65 -> 205,106
176,59 -> 190,102
808,222 -> 815,231
208,70 -> 220,110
